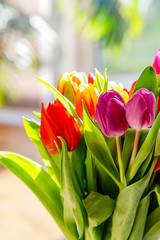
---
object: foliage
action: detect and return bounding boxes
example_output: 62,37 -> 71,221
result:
1,64 -> 160,239
55,0 -> 143,48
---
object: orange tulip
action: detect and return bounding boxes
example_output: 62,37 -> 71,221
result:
40,101 -> 81,154
75,83 -> 98,119
57,71 -> 98,119
129,80 -> 137,99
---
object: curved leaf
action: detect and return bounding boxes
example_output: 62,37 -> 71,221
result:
122,129 -> 149,173
83,192 -> 115,227
127,113 -> 160,182
0,152 -> 72,239
133,66 -> 158,97
111,157 -> 157,240
83,102 -> 121,189
23,118 -> 60,183
128,194 -> 150,240
60,138 -> 86,240
69,134 -> 87,193
145,206 -> 160,235
86,150 -> 97,193
143,222 -> 160,240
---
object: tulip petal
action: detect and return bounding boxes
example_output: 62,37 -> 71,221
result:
126,89 -> 156,130
126,93 -> 148,130
40,101 -> 81,154
106,98 -> 128,137
153,48 -> 160,75
75,84 -> 98,119
40,103 -> 59,154
95,90 -> 128,137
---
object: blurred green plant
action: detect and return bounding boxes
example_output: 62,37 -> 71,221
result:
0,61 -> 18,106
55,0 -> 143,48
0,1 -> 39,106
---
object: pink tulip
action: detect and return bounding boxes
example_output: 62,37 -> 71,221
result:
152,48 -> 160,75
126,88 -> 156,130
94,90 -> 128,137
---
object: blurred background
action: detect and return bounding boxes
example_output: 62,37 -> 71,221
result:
0,0 -> 160,239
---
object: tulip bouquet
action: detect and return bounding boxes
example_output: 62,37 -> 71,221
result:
1,49 -> 160,240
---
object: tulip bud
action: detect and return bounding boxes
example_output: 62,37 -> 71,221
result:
152,48 -> 160,75
40,101 -> 81,154
126,88 -> 156,130
88,72 -> 95,84
94,90 -> 128,137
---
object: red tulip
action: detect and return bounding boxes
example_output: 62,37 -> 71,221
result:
88,72 -> 95,84
75,83 -> 98,119
40,101 -> 81,154
152,48 -> 160,75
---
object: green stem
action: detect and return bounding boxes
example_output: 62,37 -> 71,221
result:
128,130 -> 141,170
116,136 -> 124,187
148,172 -> 156,190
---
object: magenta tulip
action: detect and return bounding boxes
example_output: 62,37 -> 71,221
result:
152,48 -> 160,75
126,88 -> 156,130
94,90 -> 128,137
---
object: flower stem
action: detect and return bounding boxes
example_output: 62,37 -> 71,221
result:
128,130 -> 141,170
148,172 -> 156,190
116,136 -> 125,187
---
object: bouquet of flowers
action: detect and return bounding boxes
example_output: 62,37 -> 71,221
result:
1,49 -> 160,240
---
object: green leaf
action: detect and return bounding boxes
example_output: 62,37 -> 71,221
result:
84,225 -> 104,240
145,206 -> 160,235
83,192 -> 115,227
128,193 -> 150,240
157,74 -> 160,87
96,161 -> 119,199
83,102 -> 121,189
60,138 -> 86,240
127,113 -> 160,182
104,136 -> 117,166
155,129 -> 160,156
133,66 -> 158,97
103,217 -> 112,240
0,152 -> 72,239
111,157 -> 157,240
154,185 -> 160,206
122,129 -> 136,173
94,69 -> 102,93
95,68 -> 108,94
82,72 -> 87,84
86,150 -> 97,193
69,134 -> 87,193
122,129 -> 149,173
33,111 -> 41,118
37,77 -> 82,125
23,118 -> 60,183
133,150 -> 153,181
102,68 -> 108,92
143,222 -> 160,240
